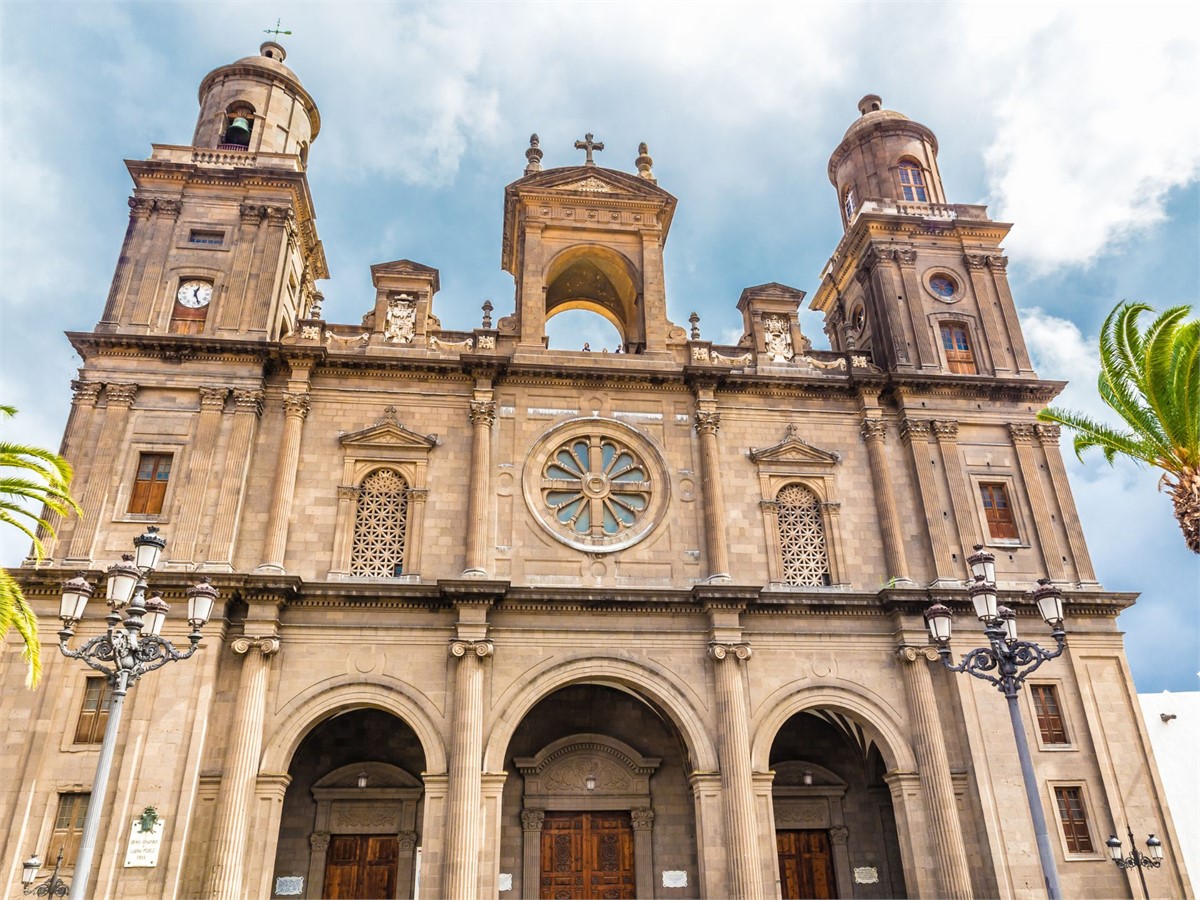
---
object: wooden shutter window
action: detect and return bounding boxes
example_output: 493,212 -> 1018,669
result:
1054,787 -> 1094,853
129,453 -> 172,515
979,482 -> 1018,540
1032,684 -> 1068,745
940,323 -> 977,374
48,793 -> 90,866
74,677 -> 112,744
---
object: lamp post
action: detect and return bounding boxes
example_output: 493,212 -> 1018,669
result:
923,545 -> 1067,900
21,849 -> 69,896
1107,826 -> 1164,900
51,527 -> 217,900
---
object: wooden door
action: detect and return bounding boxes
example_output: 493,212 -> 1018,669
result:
323,834 -> 399,900
540,812 -> 635,899
778,829 -> 837,899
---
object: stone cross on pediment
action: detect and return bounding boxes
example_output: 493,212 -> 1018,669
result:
574,133 -> 604,166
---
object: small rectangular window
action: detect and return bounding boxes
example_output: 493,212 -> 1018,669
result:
979,482 -> 1018,540
74,677 -> 112,744
188,229 -> 224,246
940,323 -> 977,374
1054,787 -> 1094,853
49,793 -> 90,866
129,452 -> 172,515
1031,684 -> 1068,745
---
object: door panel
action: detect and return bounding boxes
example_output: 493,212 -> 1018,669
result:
323,834 -> 400,900
778,829 -> 837,899
541,812 -> 634,900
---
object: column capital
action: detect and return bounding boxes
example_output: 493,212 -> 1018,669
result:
830,824 -> 850,846
232,389 -> 265,417
449,638 -> 494,658
931,419 -> 959,441
759,499 -> 779,513
232,636 -> 281,656
963,252 -> 989,270
860,418 -> 887,443
406,487 -> 430,501
630,807 -> 655,831
105,382 -> 139,407
282,391 -> 310,420
896,645 -> 940,663
694,410 -> 721,435
198,386 -> 230,411
899,417 -> 931,443
987,254 -> 1009,272
1034,423 -> 1061,445
1008,422 -> 1037,444
310,831 -> 330,852
468,399 -> 497,427
520,809 -> 545,832
397,830 -> 418,850
337,485 -> 361,500
70,379 -> 103,405
894,248 -> 918,268
708,640 -> 752,662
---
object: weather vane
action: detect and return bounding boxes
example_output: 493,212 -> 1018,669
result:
264,18 -> 292,39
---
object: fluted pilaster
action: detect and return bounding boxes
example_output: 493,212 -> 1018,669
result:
257,390 -> 309,572
204,636 -> 280,899
168,386 -> 228,565
68,382 -> 138,562
463,400 -> 496,576
932,420 -> 979,573
1035,424 -> 1096,582
1009,423 -> 1067,581
443,638 -> 493,898
861,417 -> 910,582
206,390 -> 263,569
695,409 -> 731,581
898,646 -> 973,898
34,380 -> 101,562
900,417 -> 956,583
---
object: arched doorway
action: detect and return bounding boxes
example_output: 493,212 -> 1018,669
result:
768,710 -> 906,899
272,709 -> 427,899
498,684 -> 699,899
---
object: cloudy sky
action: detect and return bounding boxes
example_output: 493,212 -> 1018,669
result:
1,1 -> 1197,691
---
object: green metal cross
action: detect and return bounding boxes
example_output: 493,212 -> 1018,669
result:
264,18 -> 292,38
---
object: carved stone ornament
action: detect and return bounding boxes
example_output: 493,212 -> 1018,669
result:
310,831 -> 331,852
333,805 -> 398,829
521,809 -> 545,831
711,350 -> 753,367
775,801 -> 825,825
544,757 -> 632,793
894,248 -> 918,267
232,636 -> 281,656
429,334 -> 474,352
154,199 -> 183,219
860,419 -> 886,442
830,825 -> 850,846
105,383 -> 139,406
1009,422 -> 1037,443
299,324 -> 321,342
384,295 -> 417,344
70,380 -> 103,404
850,355 -> 876,370
708,641 -> 752,661
806,355 -> 847,371
325,331 -> 371,348
449,638 -> 494,658
397,830 -> 418,850
337,485 -> 362,501
691,345 -> 711,362
476,334 -> 496,351
899,418 -> 931,443
987,255 -> 1009,272
232,389 -> 265,416
762,314 -> 795,362
198,386 -> 229,411
630,807 -> 655,831
240,202 -> 265,223
693,410 -> 721,435
897,645 -> 939,663
406,487 -> 430,501
282,392 -> 310,419
128,196 -> 154,218
963,253 -> 989,270
932,420 -> 959,440
469,400 -> 497,427
1035,423 -> 1061,444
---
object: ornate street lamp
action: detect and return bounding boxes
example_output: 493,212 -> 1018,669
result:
53,527 -> 217,900
924,546 -> 1067,900
21,849 -> 69,896
1107,826 -> 1164,899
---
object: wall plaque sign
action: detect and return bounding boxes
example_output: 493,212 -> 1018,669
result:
275,875 -> 304,895
498,873 -> 513,891
854,866 -> 880,884
123,818 -> 164,867
662,870 -> 688,887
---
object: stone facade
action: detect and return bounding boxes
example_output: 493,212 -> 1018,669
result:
1,47 -> 1191,900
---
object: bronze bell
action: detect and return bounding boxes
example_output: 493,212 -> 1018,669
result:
224,116 -> 251,146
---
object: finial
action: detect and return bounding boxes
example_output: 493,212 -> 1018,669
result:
574,133 -> 604,166
524,134 -> 543,175
636,142 -> 656,182
857,94 -> 883,116
688,311 -> 701,340
481,300 -> 493,329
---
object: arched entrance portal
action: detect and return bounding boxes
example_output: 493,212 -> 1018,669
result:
272,709 -> 427,900
769,711 -> 906,899
498,684 -> 699,899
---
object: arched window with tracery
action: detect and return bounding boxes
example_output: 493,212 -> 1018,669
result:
897,159 -> 928,202
776,483 -> 831,586
350,468 -> 409,577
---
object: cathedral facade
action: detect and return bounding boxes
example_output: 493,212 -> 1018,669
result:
2,42 -> 1191,900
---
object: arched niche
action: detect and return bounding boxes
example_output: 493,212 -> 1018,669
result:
543,245 -> 644,350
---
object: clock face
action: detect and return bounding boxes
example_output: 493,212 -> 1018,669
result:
929,275 -> 957,300
176,280 -> 212,308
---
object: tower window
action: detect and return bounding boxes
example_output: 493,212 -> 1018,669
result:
221,104 -> 254,149
939,322 -> 976,374
979,482 -> 1018,540
842,186 -> 856,223
188,229 -> 224,246
898,160 -> 928,202
1054,787 -> 1094,854
129,452 -> 172,515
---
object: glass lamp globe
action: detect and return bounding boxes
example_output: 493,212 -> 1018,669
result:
105,555 -> 141,608
186,578 -> 219,629
142,596 -> 170,636
1107,834 -> 1123,862
1032,579 -> 1065,629
59,573 -> 94,624
133,526 -> 167,571
967,576 -> 999,622
21,854 -> 40,886
967,544 -> 996,583
924,603 -> 954,643
1146,834 -> 1163,861
997,606 -> 1019,642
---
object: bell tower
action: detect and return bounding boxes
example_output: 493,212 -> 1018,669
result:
95,41 -> 327,342
812,95 -> 1034,378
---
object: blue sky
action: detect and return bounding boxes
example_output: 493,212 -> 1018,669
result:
2,2 -> 1197,691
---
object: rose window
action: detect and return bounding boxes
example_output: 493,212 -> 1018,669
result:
524,418 -> 669,553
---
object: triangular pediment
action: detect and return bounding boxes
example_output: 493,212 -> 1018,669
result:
369,259 -> 441,294
749,426 -> 840,465
511,165 -> 676,202
339,416 -> 437,450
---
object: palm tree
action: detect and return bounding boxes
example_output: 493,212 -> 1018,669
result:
1038,302 -> 1199,553
1,405 -> 81,685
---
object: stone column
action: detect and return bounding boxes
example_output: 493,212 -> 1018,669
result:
463,399 -> 496,576
860,417 -> 911,583
32,379 -> 101,562
631,807 -> 656,899
67,382 -> 138,563
897,646 -> 974,899
932,420 -> 979,574
709,640 -> 764,899
205,389 -> 263,570
443,637 -> 493,899
1036,423 -> 1097,584
1009,423 -> 1068,581
695,409 -> 732,581
900,417 -> 957,585
204,635 -> 280,899
520,809 -> 544,897
257,387 -> 310,573
168,386 -> 228,566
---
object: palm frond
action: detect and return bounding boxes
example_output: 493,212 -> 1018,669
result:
0,567 -> 41,687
